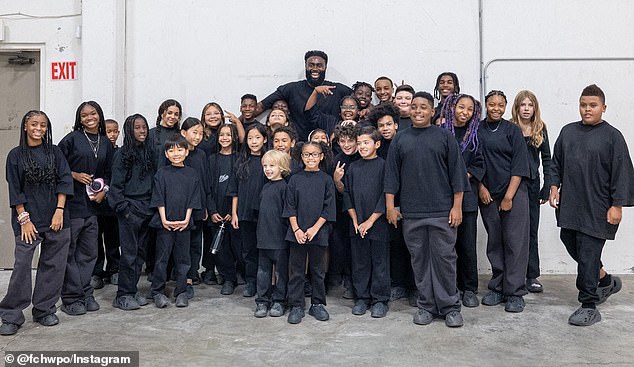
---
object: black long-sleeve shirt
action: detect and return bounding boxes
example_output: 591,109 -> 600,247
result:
6,145 -> 74,236
524,128 -> 552,200
107,148 -> 156,217
453,125 -> 485,213
384,125 -> 469,218
257,179 -> 288,250
551,120 -> 634,240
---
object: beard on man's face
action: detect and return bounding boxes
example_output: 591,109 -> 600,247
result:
305,69 -> 326,86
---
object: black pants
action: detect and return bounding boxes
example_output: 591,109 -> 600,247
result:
389,224 -> 416,290
479,181 -> 529,297
116,212 -> 151,298
256,248 -> 289,306
201,224 -> 217,275
62,216 -> 99,305
0,229 -> 70,325
93,214 -> 120,278
560,229 -> 605,307
526,176 -> 542,279
402,217 -> 460,316
207,222 -> 241,283
350,237 -> 390,304
239,221 -> 258,286
144,229 -> 157,274
187,221 -> 204,280
456,211 -> 478,292
327,215 -> 351,285
288,242 -> 327,308
151,229 -> 190,297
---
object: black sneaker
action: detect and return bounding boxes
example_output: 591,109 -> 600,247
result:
0,322 -> 19,336
481,290 -> 505,306
153,294 -> 169,308
287,306 -> 305,324
254,303 -> 268,318
444,310 -> 464,327
526,278 -> 544,293
408,290 -> 419,307
90,275 -> 104,290
504,295 -> 525,313
135,292 -> 149,306
191,275 -> 201,286
390,286 -> 407,301
61,301 -> 87,316
34,313 -> 59,327
462,290 -> 480,308
568,307 -> 601,326
304,281 -> 313,297
85,296 -> 100,312
352,300 -> 369,316
308,304 -> 329,321
201,271 -> 218,285
112,295 -> 140,311
370,302 -> 388,318
269,302 -> 285,317
597,276 -> 622,304
342,287 -> 355,299
175,293 -> 189,307
243,283 -> 256,297
186,284 -> 195,299
221,281 -> 235,295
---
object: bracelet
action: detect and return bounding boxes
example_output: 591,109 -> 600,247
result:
56,207 -> 65,211
293,228 -> 300,233
19,217 -> 31,226
17,211 -> 30,223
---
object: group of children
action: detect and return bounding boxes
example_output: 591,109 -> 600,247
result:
1,52 -> 632,335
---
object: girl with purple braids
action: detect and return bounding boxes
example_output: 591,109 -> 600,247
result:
440,94 -> 484,308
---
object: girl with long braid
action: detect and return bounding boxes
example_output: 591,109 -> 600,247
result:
440,93 -> 484,308
0,111 -> 74,336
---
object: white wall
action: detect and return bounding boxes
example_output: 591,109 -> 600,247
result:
2,0 -> 634,274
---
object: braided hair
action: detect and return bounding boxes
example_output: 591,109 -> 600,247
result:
20,110 -> 57,185
433,72 -> 460,101
120,114 -> 155,181
73,101 -> 107,135
440,93 -> 481,153
352,81 -> 375,93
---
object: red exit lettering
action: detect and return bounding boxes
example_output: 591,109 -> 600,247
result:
51,61 -> 77,80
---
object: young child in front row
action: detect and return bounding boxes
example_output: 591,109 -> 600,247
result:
150,134 -> 201,309
384,91 -> 469,328
254,150 -> 291,318
284,142 -> 336,324
0,111 -> 73,336
343,126 -> 390,318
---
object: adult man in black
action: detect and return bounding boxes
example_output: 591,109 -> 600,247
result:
254,50 -> 353,142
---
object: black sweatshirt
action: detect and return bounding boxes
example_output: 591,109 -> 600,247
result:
227,155 -> 267,222
107,147 -> 156,217
207,152 -> 235,217
453,125 -> 485,213
257,179 -> 288,250
149,165 -> 201,229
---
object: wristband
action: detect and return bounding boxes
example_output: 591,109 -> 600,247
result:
293,228 -> 300,233
56,207 -> 65,211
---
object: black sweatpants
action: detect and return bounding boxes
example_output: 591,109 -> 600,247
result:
389,224 -> 416,290
327,213 -> 351,285
350,237 -> 390,304
256,249 -> 289,306
526,176 -> 542,279
402,217 -> 460,316
0,229 -> 70,325
560,228 -> 605,307
116,212 -> 151,298
455,211 -> 478,293
151,229 -> 190,297
93,214 -> 120,278
62,216 -> 99,305
207,223 -> 241,283
239,221 -> 258,286
187,221 -> 204,280
479,181 -> 529,297
201,224 -> 217,276
287,243 -> 327,308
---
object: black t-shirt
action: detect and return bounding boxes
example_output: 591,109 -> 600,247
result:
227,155 -> 267,222
150,165 -> 201,229
147,125 -> 180,166
343,157 -> 389,241
7,144 -> 74,236
261,79 -> 352,142
384,125 -> 470,218
283,170 -> 336,246
552,120 -> 634,240
198,129 -> 218,157
58,130 -> 114,219
208,153 -> 235,217
453,125 -> 485,213
398,117 -> 412,132
477,119 -> 530,200
185,148 -> 209,221
107,147 -> 156,217
257,179 -> 288,250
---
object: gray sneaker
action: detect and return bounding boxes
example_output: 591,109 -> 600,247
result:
481,290 -> 505,306
504,295 -> 525,313
308,304 -> 329,321
254,303 -> 268,318
84,296 -> 100,312
370,302 -> 388,318
175,292 -> 189,307
413,309 -> 434,325
352,300 -> 369,316
153,294 -> 169,308
568,307 -> 601,326
597,276 -> 622,304
445,310 -> 464,327
462,290 -> 480,308
287,306 -> 305,324
112,295 -> 140,311
269,302 -> 285,317
134,292 -> 149,306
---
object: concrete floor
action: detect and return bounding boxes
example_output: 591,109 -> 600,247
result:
1,273 -> 633,367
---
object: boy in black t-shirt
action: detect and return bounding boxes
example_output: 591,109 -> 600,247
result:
149,134 -> 201,309
344,126 -> 390,318
550,84 -> 634,326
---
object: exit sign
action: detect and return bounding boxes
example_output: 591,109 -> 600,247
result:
51,61 -> 77,80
